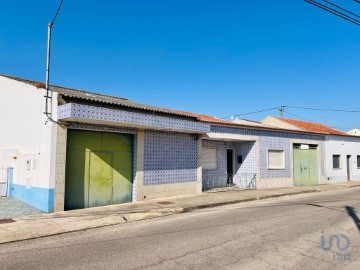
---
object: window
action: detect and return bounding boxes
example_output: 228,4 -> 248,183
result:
268,150 -> 285,169
357,156 -> 360,168
333,155 -> 341,169
202,148 -> 218,169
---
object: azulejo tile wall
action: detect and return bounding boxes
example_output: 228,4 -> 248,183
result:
202,140 -> 257,189
58,103 -> 211,133
143,131 -> 198,185
259,130 -> 325,179
67,123 -> 137,135
209,125 -> 325,180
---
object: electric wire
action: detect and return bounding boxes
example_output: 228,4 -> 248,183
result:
282,110 -> 314,122
284,106 -> 360,113
51,0 -> 64,25
283,108 -> 358,130
305,0 -> 360,24
219,107 -> 278,119
304,0 -> 360,26
321,0 -> 360,18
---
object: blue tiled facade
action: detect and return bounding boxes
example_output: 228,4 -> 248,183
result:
67,123 -> 137,135
143,131 -> 198,185
202,140 -> 257,189
209,125 -> 325,181
65,124 -> 325,191
60,114 -> 326,205
58,103 -> 210,133
260,131 -> 324,179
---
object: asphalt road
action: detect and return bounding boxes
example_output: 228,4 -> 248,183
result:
1,188 -> 360,270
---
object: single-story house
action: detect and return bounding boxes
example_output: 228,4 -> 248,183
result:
0,75 -> 341,213
262,116 -> 360,184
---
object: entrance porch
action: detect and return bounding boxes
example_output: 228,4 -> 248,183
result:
201,139 -> 258,191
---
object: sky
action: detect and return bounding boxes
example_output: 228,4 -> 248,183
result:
1,0 -> 360,130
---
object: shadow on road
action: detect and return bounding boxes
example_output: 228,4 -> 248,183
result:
345,206 -> 360,232
306,203 -> 345,212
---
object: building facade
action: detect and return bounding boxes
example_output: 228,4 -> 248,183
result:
203,124 -> 325,189
325,135 -> 360,183
262,116 -> 360,185
0,75 -> 352,213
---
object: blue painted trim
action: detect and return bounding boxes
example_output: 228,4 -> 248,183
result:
10,184 -> 54,212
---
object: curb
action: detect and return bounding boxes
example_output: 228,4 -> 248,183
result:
182,189 -> 319,212
181,185 -> 360,213
1,185 -> 360,245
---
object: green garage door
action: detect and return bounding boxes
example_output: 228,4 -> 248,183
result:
65,130 -> 133,210
293,145 -> 318,186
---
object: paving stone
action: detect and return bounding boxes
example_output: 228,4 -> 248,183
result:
0,197 -> 43,219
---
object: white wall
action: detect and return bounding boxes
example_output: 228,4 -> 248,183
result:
325,135 -> 360,183
0,76 -> 57,191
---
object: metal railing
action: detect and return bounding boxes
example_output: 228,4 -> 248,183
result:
238,173 -> 257,190
202,173 -> 257,191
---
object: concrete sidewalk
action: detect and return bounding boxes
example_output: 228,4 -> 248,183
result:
1,182 -> 360,244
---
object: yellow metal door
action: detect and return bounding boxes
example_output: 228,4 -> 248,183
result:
88,152 -> 113,208
307,149 -> 318,186
293,147 -> 318,186
101,132 -> 133,204
293,148 -> 302,186
65,130 -> 133,210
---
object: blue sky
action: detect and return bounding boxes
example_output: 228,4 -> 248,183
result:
1,0 -> 360,130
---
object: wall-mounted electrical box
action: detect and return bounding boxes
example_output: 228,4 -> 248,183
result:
26,159 -> 31,170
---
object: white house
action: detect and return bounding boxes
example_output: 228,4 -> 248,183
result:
348,129 -> 360,136
324,135 -> 360,183
0,76 -> 58,212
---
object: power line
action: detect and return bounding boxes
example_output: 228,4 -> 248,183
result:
51,0 -> 64,25
304,0 -> 360,26
284,108 -> 359,130
305,0 -> 360,25
220,107 -> 278,119
283,110 -> 314,122
333,125 -> 360,128
321,0 -> 360,19
354,0 -> 360,4
284,106 -> 360,113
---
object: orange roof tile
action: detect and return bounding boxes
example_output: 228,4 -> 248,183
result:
169,109 -> 233,124
278,118 -> 348,136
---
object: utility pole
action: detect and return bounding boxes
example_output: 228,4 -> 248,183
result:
279,105 -> 284,118
45,22 -> 53,117
44,0 -> 64,119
